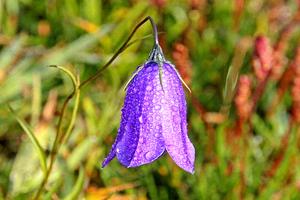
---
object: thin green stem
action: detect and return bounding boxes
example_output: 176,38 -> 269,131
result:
79,16 -> 158,89
62,75 -> 80,144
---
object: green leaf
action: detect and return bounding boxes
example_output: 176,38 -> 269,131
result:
7,105 -> 47,175
63,166 -> 85,200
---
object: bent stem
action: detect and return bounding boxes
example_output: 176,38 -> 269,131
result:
34,16 -> 160,199
79,16 -> 159,89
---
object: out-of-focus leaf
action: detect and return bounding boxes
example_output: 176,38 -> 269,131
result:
40,25 -> 113,66
67,136 -> 97,170
63,166 -> 85,200
8,105 -> 47,175
0,35 -> 25,70
8,140 -> 44,196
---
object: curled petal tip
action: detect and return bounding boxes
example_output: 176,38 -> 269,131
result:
101,157 -> 112,168
184,163 -> 195,174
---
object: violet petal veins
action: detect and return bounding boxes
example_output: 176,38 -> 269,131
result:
102,43 -> 195,173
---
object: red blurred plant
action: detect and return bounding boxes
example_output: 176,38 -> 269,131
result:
270,3 -> 300,80
234,75 -> 252,135
250,35 -> 274,115
150,0 -> 166,9
268,46 -> 300,115
172,43 -> 192,84
252,36 -> 273,82
291,48 -> 300,123
271,25 -> 294,80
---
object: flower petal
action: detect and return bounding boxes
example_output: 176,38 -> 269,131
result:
160,62 -> 195,173
102,64 -> 146,168
128,62 -> 166,167
116,62 -> 165,167
102,98 -> 135,167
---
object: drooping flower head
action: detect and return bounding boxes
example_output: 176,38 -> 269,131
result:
102,19 -> 195,173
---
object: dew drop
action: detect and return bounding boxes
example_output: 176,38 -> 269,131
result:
138,116 -> 143,123
139,137 -> 145,144
125,124 -> 131,131
155,115 -> 161,120
116,148 -> 120,153
154,133 -> 160,138
172,115 -> 180,123
148,116 -> 153,122
171,105 -> 178,112
155,125 -> 161,130
146,85 -> 153,91
179,153 -> 185,159
136,149 -> 141,154
167,145 -> 177,152
154,105 -> 161,110
144,151 -> 155,160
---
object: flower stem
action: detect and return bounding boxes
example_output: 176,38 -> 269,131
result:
79,16 -> 159,89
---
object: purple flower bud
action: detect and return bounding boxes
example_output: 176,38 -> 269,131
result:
102,44 -> 195,173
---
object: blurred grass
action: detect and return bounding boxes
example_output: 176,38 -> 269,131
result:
1,0 -> 300,199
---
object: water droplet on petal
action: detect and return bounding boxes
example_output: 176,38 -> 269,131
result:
155,125 -> 161,130
144,151 -> 155,161
154,133 -> 160,138
116,148 -> 120,153
146,85 -> 152,91
125,124 -> 131,131
167,145 -> 177,152
139,116 -> 143,123
171,105 -> 178,112
161,99 -> 166,103
155,115 -> 161,120
172,115 -> 180,123
155,105 -> 161,110
139,137 -> 145,144
146,67 -> 152,72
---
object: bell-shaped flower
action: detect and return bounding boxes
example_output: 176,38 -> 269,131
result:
102,44 -> 195,173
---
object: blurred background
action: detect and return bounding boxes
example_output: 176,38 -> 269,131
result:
1,0 -> 300,199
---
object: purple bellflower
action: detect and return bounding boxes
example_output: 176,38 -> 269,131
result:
102,19 -> 195,173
